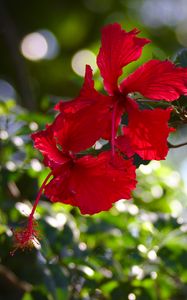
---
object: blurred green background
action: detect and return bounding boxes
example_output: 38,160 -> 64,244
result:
1,0 -> 187,299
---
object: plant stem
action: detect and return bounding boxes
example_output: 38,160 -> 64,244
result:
168,141 -> 187,148
28,172 -> 53,224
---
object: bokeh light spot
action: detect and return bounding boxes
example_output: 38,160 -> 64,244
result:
138,244 -> 147,253
0,130 -> 9,140
12,136 -> 24,147
139,164 -> 152,175
151,271 -> 158,279
31,159 -> 42,172
15,202 -> 32,216
6,161 -> 17,171
20,30 -> 59,61
21,32 -> 48,61
71,49 -> 97,77
151,185 -> 163,198
131,265 -> 144,279
128,293 -> 136,300
29,122 -> 39,131
147,250 -> 157,261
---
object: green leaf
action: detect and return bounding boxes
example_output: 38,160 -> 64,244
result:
21,293 -> 33,300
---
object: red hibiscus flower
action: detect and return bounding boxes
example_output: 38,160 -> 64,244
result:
12,113 -> 136,251
32,119 -> 136,215
57,23 -> 187,160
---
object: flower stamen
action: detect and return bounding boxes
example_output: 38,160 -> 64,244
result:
11,172 -> 53,254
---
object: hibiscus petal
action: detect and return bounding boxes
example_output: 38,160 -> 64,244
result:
54,98 -> 114,153
45,152 -> 136,215
33,64 -> 115,156
118,99 -> 174,160
97,23 -> 150,95
53,65 -> 116,151
120,59 -> 187,101
31,125 -> 68,166
44,164 -> 76,204
115,134 -> 135,158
